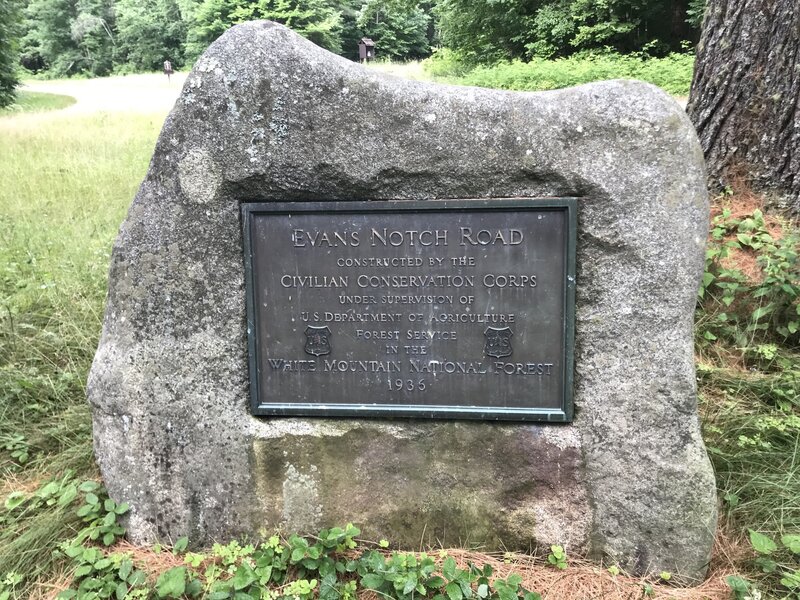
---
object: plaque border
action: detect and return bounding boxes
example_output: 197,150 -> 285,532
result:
242,198 -> 577,422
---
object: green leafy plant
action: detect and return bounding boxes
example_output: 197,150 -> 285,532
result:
0,572 -> 24,600
55,519 -> 548,600
546,545 -> 567,570
56,546 -> 151,599
0,434 -> 29,470
726,575 -> 752,600
699,207 -> 800,347
747,529 -> 800,597
74,481 -> 129,546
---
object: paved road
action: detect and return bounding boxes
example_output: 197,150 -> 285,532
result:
22,72 -> 188,114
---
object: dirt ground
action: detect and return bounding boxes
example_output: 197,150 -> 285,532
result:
22,72 -> 188,114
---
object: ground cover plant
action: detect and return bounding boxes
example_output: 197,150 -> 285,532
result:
0,80 -> 799,599
423,49 -> 695,95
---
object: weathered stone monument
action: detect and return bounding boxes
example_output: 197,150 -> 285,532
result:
88,21 -> 717,582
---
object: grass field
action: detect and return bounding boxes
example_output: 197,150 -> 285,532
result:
0,91 -> 77,115
0,73 -> 798,599
0,110 -> 163,470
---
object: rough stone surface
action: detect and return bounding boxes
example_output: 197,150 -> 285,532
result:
88,21 -> 717,582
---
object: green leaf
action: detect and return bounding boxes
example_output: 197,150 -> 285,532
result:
477,584 -> 489,599
446,582 -> 463,600
523,593 -> 542,600
118,560 -> 133,581
58,485 -> 78,507
442,556 -> 457,581
752,287 -> 772,298
104,499 -> 116,512
115,503 -> 130,515
231,563 -> 257,590
755,557 -> 777,573
780,570 -> 800,589
751,305 -> 774,321
74,565 -> 93,578
187,578 -> 203,597
85,493 -> 99,505
723,492 -> 739,507
782,535 -> 800,554
103,532 -> 116,546
749,530 -> 777,555
156,566 -> 187,598
79,481 -> 99,492
4,492 -> 26,510
403,575 -> 419,595
115,582 -> 128,600
291,547 -> 305,562
361,573 -> 385,589
173,537 -> 189,554
38,481 -> 59,497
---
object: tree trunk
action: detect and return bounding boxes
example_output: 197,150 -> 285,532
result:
687,0 -> 800,207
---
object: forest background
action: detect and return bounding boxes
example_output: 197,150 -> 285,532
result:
0,0 -> 705,81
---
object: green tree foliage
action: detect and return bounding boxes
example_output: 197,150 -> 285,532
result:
21,0 -> 79,74
357,1 -> 431,60
21,0 -> 116,76
69,0 -> 117,75
116,0 -> 187,70
0,0 -> 21,108
187,0 -> 343,60
435,0 -> 536,63
437,0 -> 699,63
13,0 -> 700,77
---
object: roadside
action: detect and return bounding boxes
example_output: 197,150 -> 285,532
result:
21,72 -> 188,114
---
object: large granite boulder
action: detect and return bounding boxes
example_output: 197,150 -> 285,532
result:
88,21 -> 717,582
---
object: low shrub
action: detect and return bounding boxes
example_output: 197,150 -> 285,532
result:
424,50 -> 694,95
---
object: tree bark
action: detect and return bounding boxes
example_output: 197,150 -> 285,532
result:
687,0 -> 800,207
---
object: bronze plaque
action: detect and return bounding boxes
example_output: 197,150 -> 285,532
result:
242,199 -> 576,421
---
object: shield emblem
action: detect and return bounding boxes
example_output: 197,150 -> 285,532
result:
484,326 -> 513,358
304,326 -> 332,356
